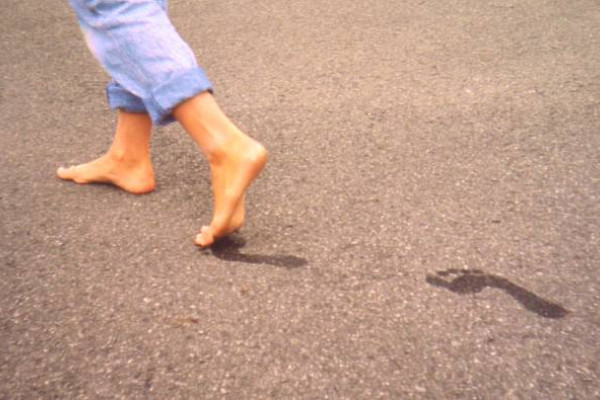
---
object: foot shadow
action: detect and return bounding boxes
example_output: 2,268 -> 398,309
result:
426,269 -> 569,319
208,236 -> 308,269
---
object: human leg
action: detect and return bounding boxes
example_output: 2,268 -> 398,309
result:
58,79 -> 154,193
57,109 -> 156,194
173,93 -> 266,247
68,0 -> 212,125
67,0 -> 265,245
61,0 -> 206,195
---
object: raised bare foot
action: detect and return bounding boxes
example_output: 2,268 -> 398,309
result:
194,139 -> 266,247
57,153 -> 156,194
172,92 -> 267,247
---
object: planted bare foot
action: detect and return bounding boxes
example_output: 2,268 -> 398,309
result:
57,153 -> 156,194
194,139 -> 266,247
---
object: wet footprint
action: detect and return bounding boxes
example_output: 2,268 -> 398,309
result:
426,269 -> 568,319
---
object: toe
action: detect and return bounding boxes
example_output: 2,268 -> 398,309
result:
56,166 -> 73,180
194,226 -> 215,248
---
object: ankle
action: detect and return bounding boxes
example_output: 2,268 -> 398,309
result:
107,147 -> 150,165
202,134 -> 238,163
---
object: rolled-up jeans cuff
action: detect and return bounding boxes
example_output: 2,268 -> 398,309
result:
106,82 -> 148,113
147,67 -> 213,125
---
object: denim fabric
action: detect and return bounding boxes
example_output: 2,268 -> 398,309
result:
69,0 -> 213,125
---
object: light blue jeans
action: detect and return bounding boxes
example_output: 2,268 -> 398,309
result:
68,0 -> 213,125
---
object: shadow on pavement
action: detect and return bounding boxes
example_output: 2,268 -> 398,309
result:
426,269 -> 569,319
208,236 -> 308,269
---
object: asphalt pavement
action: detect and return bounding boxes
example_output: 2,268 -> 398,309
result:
1,0 -> 600,398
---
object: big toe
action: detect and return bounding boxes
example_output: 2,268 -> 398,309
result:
195,226 -> 215,248
57,166 -> 74,180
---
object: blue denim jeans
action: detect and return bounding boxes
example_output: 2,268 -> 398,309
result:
69,0 -> 213,125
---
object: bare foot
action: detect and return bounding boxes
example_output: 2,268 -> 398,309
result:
58,110 -> 155,194
172,92 -> 267,247
57,153 -> 156,194
194,139 -> 266,247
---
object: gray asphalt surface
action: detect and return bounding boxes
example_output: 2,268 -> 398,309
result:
2,0 -> 600,398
